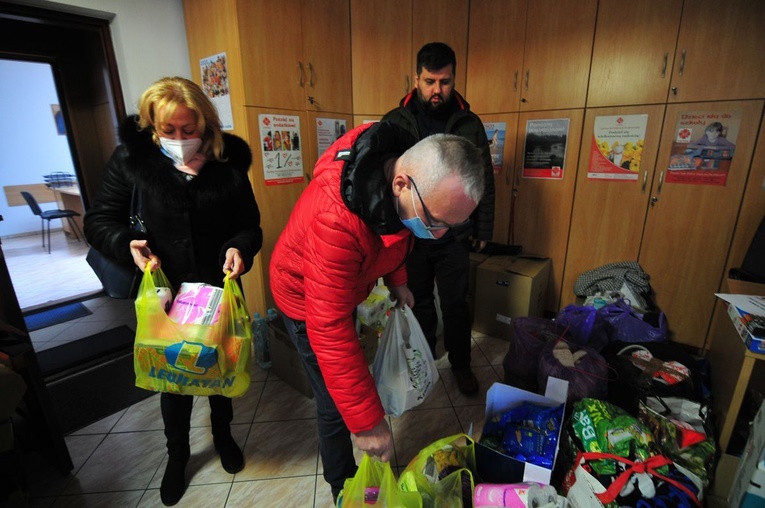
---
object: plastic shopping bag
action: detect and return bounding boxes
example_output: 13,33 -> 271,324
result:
398,433 -> 476,508
337,453 -> 422,508
372,306 -> 438,417
133,264 -> 252,397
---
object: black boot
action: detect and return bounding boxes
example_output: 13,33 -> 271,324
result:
160,393 -> 192,506
210,395 -> 244,474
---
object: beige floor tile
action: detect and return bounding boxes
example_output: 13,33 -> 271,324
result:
48,490 -> 144,507
313,477 -> 336,508
253,379 -> 316,422
137,483 -> 232,507
226,476 -> 316,507
69,410 -> 125,436
236,420 -> 319,481
62,434 -> 106,472
441,365 -> 501,408
390,407 -> 464,468
111,393 -> 163,432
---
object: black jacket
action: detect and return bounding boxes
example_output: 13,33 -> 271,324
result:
381,90 -> 495,242
84,115 -> 262,289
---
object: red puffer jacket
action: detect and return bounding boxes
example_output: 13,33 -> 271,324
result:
270,122 -> 416,433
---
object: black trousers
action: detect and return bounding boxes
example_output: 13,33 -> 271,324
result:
160,393 -> 233,460
406,237 -> 472,370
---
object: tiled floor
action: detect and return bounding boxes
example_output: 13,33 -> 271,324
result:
2,232 -> 510,507
21,333 -> 507,508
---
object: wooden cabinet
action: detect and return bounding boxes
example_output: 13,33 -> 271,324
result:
589,0 -> 765,107
466,0 -> 597,115
351,0 -> 469,116
563,101 -> 764,349
588,0 -> 683,107
511,110 -> 584,312
238,0 -> 352,113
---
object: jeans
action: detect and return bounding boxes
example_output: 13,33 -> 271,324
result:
279,313 -> 358,497
406,237 -> 472,370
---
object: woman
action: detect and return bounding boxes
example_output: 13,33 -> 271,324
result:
84,76 -> 262,506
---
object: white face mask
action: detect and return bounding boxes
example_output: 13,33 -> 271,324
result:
159,137 -> 202,166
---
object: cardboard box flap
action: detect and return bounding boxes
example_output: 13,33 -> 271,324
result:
480,254 -> 551,278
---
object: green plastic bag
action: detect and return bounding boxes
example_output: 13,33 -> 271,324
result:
133,264 -> 252,397
398,434 -> 476,508
337,453 -> 422,508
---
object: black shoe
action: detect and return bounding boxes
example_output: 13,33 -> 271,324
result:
453,368 -> 479,395
160,458 -> 187,506
214,434 -> 244,474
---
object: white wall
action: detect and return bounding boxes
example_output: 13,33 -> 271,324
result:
0,60 -> 76,236
0,0 -> 192,237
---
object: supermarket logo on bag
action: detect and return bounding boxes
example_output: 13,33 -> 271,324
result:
164,341 -> 218,374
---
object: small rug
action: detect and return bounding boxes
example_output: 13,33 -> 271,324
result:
23,301 -> 92,332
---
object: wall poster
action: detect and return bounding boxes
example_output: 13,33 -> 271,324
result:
665,110 -> 741,186
522,119 -> 570,180
259,114 -> 304,186
316,118 -> 347,157
484,122 -> 506,174
588,114 -> 647,181
200,52 -> 233,130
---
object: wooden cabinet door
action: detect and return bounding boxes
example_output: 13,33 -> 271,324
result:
411,0 -> 469,94
560,105 -> 666,308
587,0 -> 683,108
351,0 -> 412,116
238,0 -> 304,110
669,0 -> 765,103
639,100 -> 764,348
479,113 -> 519,244
466,0 -> 526,115
302,0 -> 353,114
512,110 -> 584,312
520,0 -> 597,111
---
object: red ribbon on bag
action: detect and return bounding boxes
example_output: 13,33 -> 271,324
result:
575,452 -> 701,506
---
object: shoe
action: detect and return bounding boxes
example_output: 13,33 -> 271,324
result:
453,368 -> 479,395
214,434 -> 244,474
160,458 -> 187,506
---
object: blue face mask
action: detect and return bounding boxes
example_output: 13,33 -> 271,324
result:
399,187 -> 436,239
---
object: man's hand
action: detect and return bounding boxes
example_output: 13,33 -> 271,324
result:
353,419 -> 393,462
388,284 -> 414,309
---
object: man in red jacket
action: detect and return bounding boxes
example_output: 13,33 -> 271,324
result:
269,121 -> 485,502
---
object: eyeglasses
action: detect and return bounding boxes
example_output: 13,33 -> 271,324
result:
407,175 -> 471,231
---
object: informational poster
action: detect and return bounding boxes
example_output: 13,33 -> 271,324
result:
484,122 -> 506,174
588,114 -> 648,181
200,52 -> 233,130
258,114 -> 304,186
522,119 -> 570,180
316,118 -> 347,157
665,110 -> 741,186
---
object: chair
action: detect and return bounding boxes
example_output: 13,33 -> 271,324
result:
20,191 -> 83,254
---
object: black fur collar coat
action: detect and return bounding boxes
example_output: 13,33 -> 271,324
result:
84,115 -> 262,289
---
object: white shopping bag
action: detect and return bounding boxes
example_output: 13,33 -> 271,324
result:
372,305 -> 438,417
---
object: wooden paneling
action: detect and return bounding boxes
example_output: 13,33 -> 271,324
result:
4,184 -> 55,207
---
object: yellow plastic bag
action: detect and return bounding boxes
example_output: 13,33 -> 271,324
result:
398,434 -> 476,508
338,453 -> 422,508
133,265 -> 252,397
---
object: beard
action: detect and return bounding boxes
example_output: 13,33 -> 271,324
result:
416,90 -> 452,113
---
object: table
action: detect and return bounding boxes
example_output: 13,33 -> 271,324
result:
51,185 -> 84,237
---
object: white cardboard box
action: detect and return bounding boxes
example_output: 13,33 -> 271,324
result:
729,399 -> 765,508
475,377 -> 569,485
715,294 -> 765,354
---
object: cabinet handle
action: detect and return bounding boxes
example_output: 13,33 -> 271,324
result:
513,70 -> 518,91
642,170 -> 648,192
525,69 -> 530,91
678,49 -> 686,77
298,61 -> 304,87
657,170 -> 665,194
308,62 -> 315,88
661,52 -> 668,78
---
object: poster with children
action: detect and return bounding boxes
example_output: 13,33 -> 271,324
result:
483,122 -> 506,175
665,110 -> 741,186
259,114 -> 304,186
200,53 -> 233,130
588,114 -> 648,181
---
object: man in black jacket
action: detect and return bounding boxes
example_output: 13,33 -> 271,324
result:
381,42 -> 495,395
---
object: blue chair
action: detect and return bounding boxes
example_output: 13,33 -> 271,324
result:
20,191 -> 83,254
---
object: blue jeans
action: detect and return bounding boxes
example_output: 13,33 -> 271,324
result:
279,313 -> 358,497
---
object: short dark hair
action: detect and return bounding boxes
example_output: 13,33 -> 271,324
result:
416,42 -> 456,75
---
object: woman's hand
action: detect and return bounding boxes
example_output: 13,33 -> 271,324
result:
388,284 -> 414,309
223,248 -> 245,279
130,239 -> 161,272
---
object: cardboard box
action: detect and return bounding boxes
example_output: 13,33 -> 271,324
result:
473,255 -> 551,339
475,377 -> 569,485
716,294 -> 765,354
268,319 -> 314,399
728,399 -> 765,508
469,252 -> 490,322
